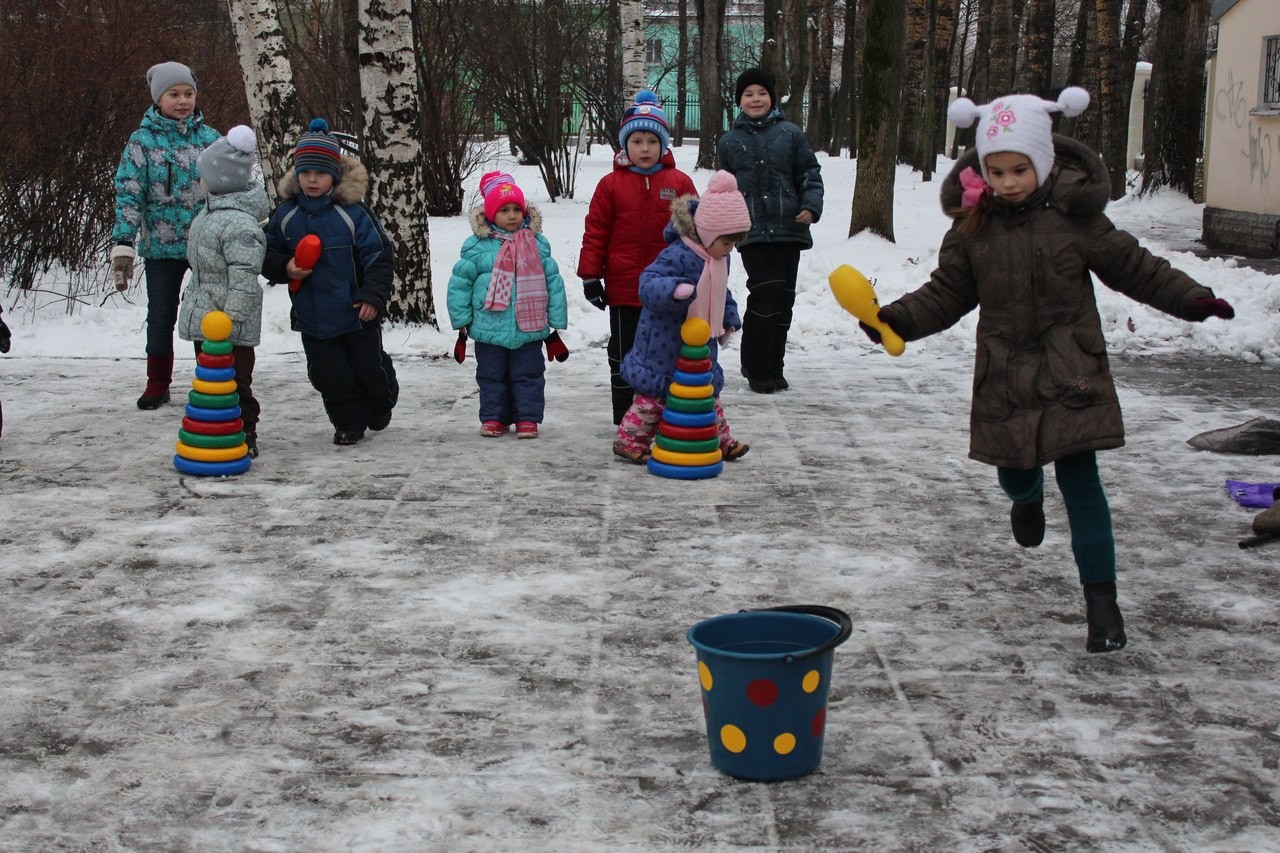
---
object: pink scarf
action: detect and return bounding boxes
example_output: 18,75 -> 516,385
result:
680,236 -> 728,338
959,166 -> 990,209
484,227 -> 548,332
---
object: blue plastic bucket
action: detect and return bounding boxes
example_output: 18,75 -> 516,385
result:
687,605 -> 852,781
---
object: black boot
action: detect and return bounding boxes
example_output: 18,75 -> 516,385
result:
1010,499 -> 1045,547
1083,582 -> 1127,653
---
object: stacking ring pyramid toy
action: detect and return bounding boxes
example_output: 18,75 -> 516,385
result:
647,317 -> 724,480
173,311 -> 252,476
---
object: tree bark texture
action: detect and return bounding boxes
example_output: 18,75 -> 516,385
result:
696,0 -> 727,169
621,0 -> 647,100
358,0 -> 434,326
1141,0 -> 1209,196
226,0 -> 300,204
850,0 -> 906,240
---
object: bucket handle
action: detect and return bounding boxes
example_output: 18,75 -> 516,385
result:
750,605 -> 853,663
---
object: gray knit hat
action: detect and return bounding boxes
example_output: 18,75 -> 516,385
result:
198,126 -> 257,195
147,62 -> 198,103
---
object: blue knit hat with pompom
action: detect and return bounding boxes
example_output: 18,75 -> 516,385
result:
293,117 -> 343,179
619,90 -> 670,154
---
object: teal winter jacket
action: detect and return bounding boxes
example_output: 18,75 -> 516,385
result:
447,205 -> 568,349
112,106 -> 221,259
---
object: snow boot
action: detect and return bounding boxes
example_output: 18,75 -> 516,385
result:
1083,581 -> 1127,654
136,355 -> 173,410
1010,499 -> 1045,547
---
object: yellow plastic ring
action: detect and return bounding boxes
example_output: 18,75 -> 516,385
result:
175,441 -> 249,462
667,382 -> 714,400
191,378 -> 238,395
650,445 -> 723,466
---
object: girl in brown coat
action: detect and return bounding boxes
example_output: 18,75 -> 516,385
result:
861,88 -> 1235,654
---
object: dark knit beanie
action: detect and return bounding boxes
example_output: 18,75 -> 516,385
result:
293,117 -> 343,179
734,68 -> 778,109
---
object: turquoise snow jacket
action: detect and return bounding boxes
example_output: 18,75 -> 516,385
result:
112,106 -> 221,259
446,205 -> 568,349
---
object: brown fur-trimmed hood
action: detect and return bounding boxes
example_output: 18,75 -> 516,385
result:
276,154 -> 369,206
466,202 -> 545,238
666,194 -> 699,241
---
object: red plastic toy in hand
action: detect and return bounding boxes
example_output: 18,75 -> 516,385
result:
289,235 -> 322,292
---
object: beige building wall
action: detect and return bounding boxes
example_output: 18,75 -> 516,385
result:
1203,0 -> 1280,217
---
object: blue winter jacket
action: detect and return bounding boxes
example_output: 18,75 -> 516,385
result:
716,107 -> 824,249
446,205 -> 568,349
263,157 -> 395,340
112,106 -> 221,259
621,198 -> 741,400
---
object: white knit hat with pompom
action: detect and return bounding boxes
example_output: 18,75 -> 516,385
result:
948,86 -> 1090,186
198,125 -> 258,195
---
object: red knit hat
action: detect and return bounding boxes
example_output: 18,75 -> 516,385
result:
694,171 -> 751,246
480,171 -> 526,223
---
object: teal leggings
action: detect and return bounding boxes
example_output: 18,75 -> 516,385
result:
997,451 -> 1115,585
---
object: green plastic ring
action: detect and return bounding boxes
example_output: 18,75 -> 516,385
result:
177,429 -> 246,449
201,339 -> 234,355
188,390 -> 241,408
664,394 -> 716,413
679,344 -> 711,360
654,435 -> 720,454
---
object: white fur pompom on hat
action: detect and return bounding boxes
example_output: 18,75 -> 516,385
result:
954,86 -> 1093,187
226,124 -> 257,154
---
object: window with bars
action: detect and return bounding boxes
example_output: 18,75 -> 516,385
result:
645,38 -> 663,65
1264,35 -> 1280,107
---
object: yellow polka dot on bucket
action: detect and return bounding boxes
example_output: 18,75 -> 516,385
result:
687,606 -> 851,781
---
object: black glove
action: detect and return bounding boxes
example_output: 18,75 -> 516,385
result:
0,318 -> 9,354
453,329 -> 468,364
545,331 -> 569,362
1184,296 -> 1235,322
583,280 -> 606,311
858,307 -> 899,345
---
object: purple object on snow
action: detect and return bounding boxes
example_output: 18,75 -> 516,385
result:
1225,480 -> 1280,508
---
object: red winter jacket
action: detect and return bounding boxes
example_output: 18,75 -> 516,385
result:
577,149 -> 697,308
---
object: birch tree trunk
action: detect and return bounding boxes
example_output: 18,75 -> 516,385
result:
621,0 -> 646,99
225,0 -> 299,204
358,0 -> 434,326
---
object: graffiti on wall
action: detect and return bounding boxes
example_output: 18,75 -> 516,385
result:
1215,67 -> 1274,187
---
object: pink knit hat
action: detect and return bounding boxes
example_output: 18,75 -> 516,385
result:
694,171 -> 752,246
480,171 -> 526,222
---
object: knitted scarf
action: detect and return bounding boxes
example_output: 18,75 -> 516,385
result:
484,227 -> 548,332
679,236 -> 728,338
959,166 -> 990,209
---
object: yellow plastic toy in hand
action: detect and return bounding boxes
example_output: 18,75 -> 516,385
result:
828,264 -> 905,356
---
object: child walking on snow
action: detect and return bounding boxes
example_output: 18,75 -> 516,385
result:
177,125 -> 269,458
860,87 -> 1235,654
578,91 -> 697,425
613,171 -> 752,464
263,118 -> 399,447
111,61 -> 221,410
447,172 -> 569,439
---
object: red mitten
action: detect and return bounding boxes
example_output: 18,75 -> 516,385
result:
545,331 -> 569,363
453,330 -> 468,364
1184,297 -> 1235,322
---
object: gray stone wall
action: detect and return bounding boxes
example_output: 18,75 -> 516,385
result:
1202,206 -> 1280,258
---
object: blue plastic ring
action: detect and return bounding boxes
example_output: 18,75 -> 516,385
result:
661,408 -> 717,428
646,458 -> 724,479
184,404 -> 243,422
673,369 -> 714,386
173,454 -> 252,477
195,365 -> 237,382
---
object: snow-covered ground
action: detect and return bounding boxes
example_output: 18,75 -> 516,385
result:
1,145 -> 1278,850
